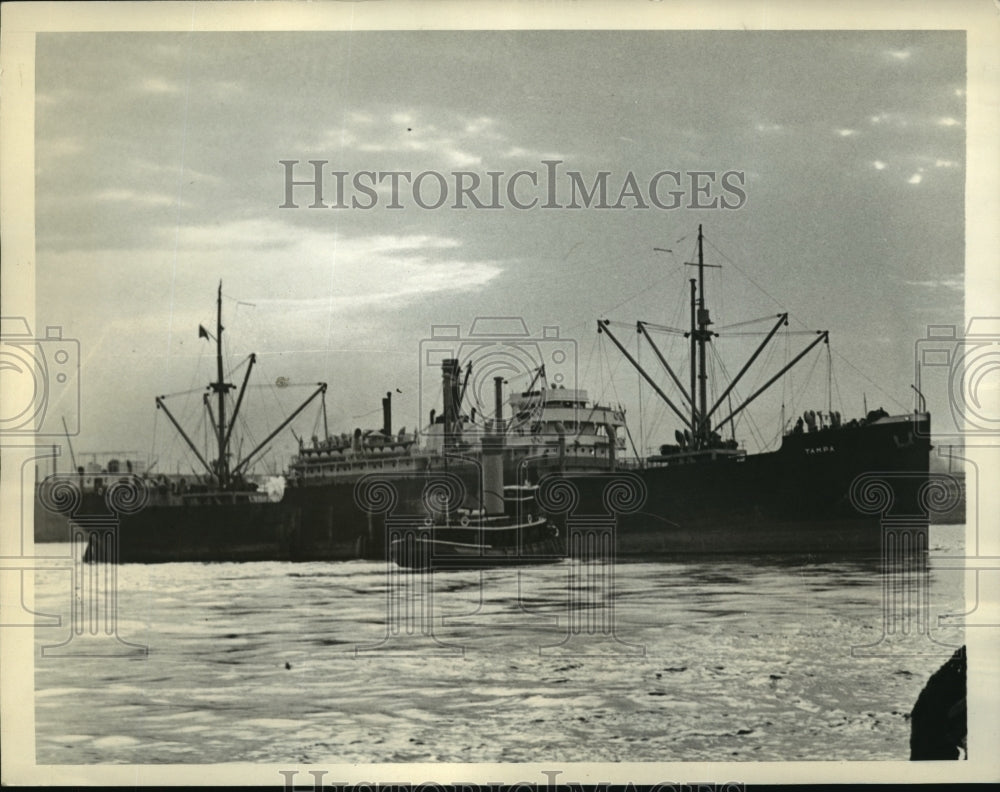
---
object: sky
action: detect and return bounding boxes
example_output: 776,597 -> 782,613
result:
32,29 -> 967,475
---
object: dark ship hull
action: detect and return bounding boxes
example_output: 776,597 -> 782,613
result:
80,499 -> 292,564
46,412 -> 931,564
610,414 -> 932,557
281,412 -> 932,562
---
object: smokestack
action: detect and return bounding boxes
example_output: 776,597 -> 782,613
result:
441,359 -> 460,445
481,375 -> 505,515
604,422 -> 617,469
553,422 -> 566,472
382,391 -> 392,436
494,377 -> 505,435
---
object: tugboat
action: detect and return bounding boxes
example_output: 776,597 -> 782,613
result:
387,377 -> 562,569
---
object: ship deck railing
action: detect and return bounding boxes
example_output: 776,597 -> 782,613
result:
178,491 -> 271,505
644,447 -> 747,466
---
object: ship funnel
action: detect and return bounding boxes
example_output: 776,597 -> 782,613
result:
482,375 -> 505,515
382,391 -> 392,436
493,376 -> 504,435
441,359 -> 461,445
553,421 -> 566,471
604,422 -> 617,468
352,427 -> 362,454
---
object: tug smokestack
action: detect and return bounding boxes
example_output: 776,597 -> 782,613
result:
493,376 -> 504,436
482,375 -> 505,515
382,391 -> 392,436
441,358 -> 460,444
604,422 -> 617,469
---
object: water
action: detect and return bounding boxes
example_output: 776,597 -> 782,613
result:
33,525 -> 965,763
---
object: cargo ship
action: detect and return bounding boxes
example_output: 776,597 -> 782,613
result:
286,225 -> 936,562
566,224 -> 934,556
37,227 -> 937,563
35,283 -> 326,563
37,283 -> 597,564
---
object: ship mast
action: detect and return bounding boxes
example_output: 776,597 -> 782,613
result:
210,281 -> 235,486
155,283 -> 327,488
688,224 -> 720,449
600,224 -> 827,458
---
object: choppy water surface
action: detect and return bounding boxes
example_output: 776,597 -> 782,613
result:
34,526 -> 965,763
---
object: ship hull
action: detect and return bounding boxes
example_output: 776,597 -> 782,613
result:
78,500 -> 293,564
390,536 -> 565,570
607,414 -> 931,558
42,415 -> 932,564
283,414 -> 932,561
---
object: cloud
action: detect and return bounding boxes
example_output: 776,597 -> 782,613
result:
904,277 -> 963,292
37,136 -> 83,158
869,112 -> 907,127
300,108 -> 561,173
94,188 -> 178,206
139,77 -> 181,95
158,219 -> 503,311
131,157 -> 222,185
502,145 -> 565,160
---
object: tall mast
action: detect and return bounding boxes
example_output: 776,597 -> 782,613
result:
689,278 -> 697,441
210,281 -> 234,486
685,225 -> 718,448
696,225 -> 709,445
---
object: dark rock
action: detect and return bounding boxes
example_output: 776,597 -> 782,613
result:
909,646 -> 966,760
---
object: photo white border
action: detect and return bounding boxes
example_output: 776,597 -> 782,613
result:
2,0 -> 997,785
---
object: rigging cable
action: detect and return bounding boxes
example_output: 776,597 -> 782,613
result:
637,335 -> 644,457
827,342 -> 833,414
704,234 -> 906,412
831,345 -> 845,418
